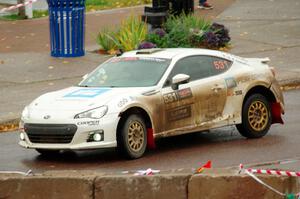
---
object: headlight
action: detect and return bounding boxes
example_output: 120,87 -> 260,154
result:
74,106 -> 108,119
21,106 -> 29,119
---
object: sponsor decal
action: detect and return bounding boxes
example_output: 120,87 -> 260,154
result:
167,105 -> 192,121
43,115 -> 51,120
227,90 -> 234,97
163,88 -> 193,104
118,98 -> 129,108
177,88 -> 193,100
227,89 -> 243,97
109,57 -> 167,63
77,120 -> 100,126
225,77 -> 237,89
64,88 -> 110,98
235,90 -> 243,96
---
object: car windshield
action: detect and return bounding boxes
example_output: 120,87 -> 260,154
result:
79,57 -> 171,87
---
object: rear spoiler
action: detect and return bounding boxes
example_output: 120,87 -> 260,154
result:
245,57 -> 270,64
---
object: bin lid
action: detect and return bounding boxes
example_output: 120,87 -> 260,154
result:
47,0 -> 85,8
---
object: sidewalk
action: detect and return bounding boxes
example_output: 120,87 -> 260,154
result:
216,0 -> 300,86
0,0 -> 299,125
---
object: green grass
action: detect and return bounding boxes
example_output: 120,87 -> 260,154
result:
86,0 -> 151,12
86,0 -> 109,6
0,14 -> 24,20
0,0 -> 151,20
0,10 -> 48,20
33,10 -> 48,18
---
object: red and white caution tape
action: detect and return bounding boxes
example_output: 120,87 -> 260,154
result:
0,169 -> 33,176
0,0 -> 37,13
239,164 -> 300,198
239,164 -> 300,177
248,168 -> 300,177
244,169 -> 286,196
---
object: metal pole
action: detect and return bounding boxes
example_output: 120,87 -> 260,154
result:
25,0 -> 33,19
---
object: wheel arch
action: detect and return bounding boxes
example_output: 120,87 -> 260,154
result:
243,85 -> 277,107
242,85 -> 283,124
118,106 -> 153,129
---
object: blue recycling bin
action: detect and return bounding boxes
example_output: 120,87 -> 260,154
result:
47,0 -> 85,57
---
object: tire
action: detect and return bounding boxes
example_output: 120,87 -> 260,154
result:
117,114 -> 147,159
236,94 -> 272,138
36,149 -> 60,156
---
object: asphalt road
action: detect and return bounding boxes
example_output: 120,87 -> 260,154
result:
0,90 -> 299,173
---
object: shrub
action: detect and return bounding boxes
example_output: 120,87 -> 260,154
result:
96,29 -> 117,52
97,16 -> 147,53
142,14 -> 231,50
115,16 -> 148,51
159,14 -> 212,48
202,31 -> 220,48
209,22 -> 231,47
146,28 -> 168,48
97,14 -> 231,53
164,14 -> 211,33
138,42 -> 157,49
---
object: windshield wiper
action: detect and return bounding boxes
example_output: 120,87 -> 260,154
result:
78,85 -> 89,87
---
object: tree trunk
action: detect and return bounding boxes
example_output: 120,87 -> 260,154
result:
17,0 -> 26,19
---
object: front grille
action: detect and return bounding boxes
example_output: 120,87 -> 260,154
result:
24,123 -> 77,144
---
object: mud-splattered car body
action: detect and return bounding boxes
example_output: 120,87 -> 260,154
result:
19,48 -> 284,158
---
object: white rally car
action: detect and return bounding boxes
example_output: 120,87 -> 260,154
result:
19,48 -> 284,159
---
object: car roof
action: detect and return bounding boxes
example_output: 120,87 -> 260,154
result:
121,48 -> 239,62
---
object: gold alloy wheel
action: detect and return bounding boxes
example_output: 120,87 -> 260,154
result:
248,100 -> 269,132
127,121 -> 145,152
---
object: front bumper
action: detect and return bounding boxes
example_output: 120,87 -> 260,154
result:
19,113 -> 120,150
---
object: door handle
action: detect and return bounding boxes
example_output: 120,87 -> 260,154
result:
211,84 -> 224,92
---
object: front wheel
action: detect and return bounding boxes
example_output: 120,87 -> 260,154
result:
236,94 -> 272,138
117,114 -> 147,159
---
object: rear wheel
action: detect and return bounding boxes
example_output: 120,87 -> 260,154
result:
36,149 -> 60,156
236,94 -> 272,138
117,114 -> 147,159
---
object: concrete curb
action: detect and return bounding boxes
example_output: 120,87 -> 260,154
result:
0,169 -> 299,199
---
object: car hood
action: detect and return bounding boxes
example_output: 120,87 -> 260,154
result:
30,86 -> 148,112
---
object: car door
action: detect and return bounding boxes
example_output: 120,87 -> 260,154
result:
192,56 -> 232,124
160,55 -> 230,133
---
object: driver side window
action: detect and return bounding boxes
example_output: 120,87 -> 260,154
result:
164,55 -> 212,87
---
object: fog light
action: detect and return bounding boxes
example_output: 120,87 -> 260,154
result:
93,133 -> 102,141
87,130 -> 104,142
20,132 -> 25,141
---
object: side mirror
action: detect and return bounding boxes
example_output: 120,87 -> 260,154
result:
82,74 -> 89,79
171,74 -> 190,90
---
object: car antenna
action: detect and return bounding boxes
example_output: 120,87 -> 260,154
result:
116,49 -> 124,57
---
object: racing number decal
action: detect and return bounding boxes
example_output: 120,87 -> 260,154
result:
163,92 -> 178,104
213,60 -> 230,70
163,88 -> 193,104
